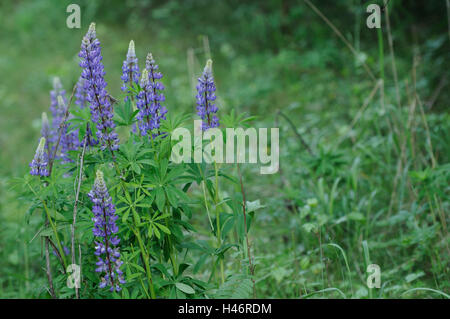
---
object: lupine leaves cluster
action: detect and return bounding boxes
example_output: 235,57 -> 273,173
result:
22,22 -> 255,299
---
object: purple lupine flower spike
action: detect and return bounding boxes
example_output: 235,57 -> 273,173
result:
146,53 -> 167,135
78,23 -> 119,153
75,76 -> 88,109
135,53 -> 167,138
121,40 -> 140,101
88,170 -> 125,292
136,69 -> 151,136
196,59 -> 219,131
29,137 -> 49,176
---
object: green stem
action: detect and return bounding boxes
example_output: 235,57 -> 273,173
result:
213,161 -> 224,284
133,225 -> 156,299
164,206 -> 179,277
377,26 -> 384,81
198,164 -> 214,231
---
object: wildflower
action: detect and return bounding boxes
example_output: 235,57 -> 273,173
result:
196,59 -> 219,131
135,53 -> 167,137
121,40 -> 140,100
74,76 -> 88,109
29,137 -> 49,176
88,170 -> 125,292
78,22 -> 119,152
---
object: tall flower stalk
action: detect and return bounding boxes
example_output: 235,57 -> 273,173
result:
88,170 -> 124,292
145,53 -> 167,137
195,59 -> 224,283
136,55 -> 167,138
78,22 -> 119,153
196,59 -> 219,131
121,40 -> 140,101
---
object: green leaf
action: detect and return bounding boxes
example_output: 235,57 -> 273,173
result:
155,222 -> 171,235
221,215 -> 235,239
175,282 -> 195,294
347,212 -> 365,221
246,200 -> 265,213
153,225 -> 161,239
132,207 -> 141,224
122,208 -> 131,224
155,187 -> 165,212
148,224 -> 154,238
138,159 -> 157,167
405,271 -> 425,283
130,263 -> 146,273
131,162 -> 141,174
159,159 -> 168,179
165,166 -> 185,183
165,186 -> 178,208
114,99 -> 135,126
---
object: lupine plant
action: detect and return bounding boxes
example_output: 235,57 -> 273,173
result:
23,22 -> 256,299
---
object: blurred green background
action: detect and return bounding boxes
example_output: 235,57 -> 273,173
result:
0,0 -> 449,298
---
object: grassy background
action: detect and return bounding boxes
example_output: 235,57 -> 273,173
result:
0,0 -> 449,298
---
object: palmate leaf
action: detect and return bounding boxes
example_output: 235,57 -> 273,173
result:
160,112 -> 191,134
164,165 -> 186,184
221,108 -> 258,128
113,99 -> 137,126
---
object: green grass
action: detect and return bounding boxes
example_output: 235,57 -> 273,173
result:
0,0 -> 448,298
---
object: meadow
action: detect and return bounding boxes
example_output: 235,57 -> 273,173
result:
0,0 -> 448,299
